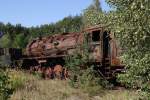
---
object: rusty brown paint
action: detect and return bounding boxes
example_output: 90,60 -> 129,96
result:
25,26 -> 122,67
21,25 -> 125,79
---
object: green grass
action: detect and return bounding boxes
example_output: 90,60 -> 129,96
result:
8,70 -> 35,90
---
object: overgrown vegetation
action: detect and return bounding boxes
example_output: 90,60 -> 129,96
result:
106,0 -> 150,99
10,71 -> 140,100
0,0 -> 149,99
0,68 -> 13,100
65,33 -> 110,96
0,69 -> 40,100
83,0 -> 107,27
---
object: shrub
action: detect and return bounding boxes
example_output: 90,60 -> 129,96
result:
8,70 -> 28,90
0,67 -> 33,100
65,33 -> 109,96
106,0 -> 150,98
117,52 -> 150,99
0,68 -> 13,100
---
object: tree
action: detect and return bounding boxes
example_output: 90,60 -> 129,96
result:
106,0 -> 150,96
82,0 -> 106,27
55,16 -> 82,33
93,0 -> 102,12
13,34 -> 29,48
0,34 -> 11,48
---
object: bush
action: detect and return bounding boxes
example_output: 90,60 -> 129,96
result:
65,33 -> 109,96
139,91 -> 150,100
0,68 -> 13,100
0,69 -> 36,100
117,51 -> 150,99
8,70 -> 28,90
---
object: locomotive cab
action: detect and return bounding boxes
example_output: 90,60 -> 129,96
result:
85,26 -> 124,78
85,28 -> 102,63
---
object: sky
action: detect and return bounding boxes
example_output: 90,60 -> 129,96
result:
0,0 -> 110,27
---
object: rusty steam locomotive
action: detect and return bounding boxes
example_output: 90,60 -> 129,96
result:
0,25 -> 124,79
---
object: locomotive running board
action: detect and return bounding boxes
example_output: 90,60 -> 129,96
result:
38,60 -> 47,63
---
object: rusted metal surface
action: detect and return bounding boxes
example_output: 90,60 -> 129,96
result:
26,32 -> 83,57
29,65 -> 68,80
25,26 -> 123,67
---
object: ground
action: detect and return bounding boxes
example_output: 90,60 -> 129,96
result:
9,70 -> 140,100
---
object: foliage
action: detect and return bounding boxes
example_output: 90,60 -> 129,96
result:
65,32 -> 107,92
118,52 -> 150,88
8,70 -> 30,90
0,69 -> 35,100
55,16 -> 83,33
107,0 -> 150,50
65,0 -> 113,90
13,34 -> 29,48
0,68 -> 13,100
0,34 -> 11,48
82,0 -> 107,27
0,15 -> 82,48
0,0 -> 149,98
106,0 -> 150,98
65,33 -> 89,84
139,91 -> 150,100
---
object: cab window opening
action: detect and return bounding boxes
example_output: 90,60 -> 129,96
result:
92,31 -> 100,42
